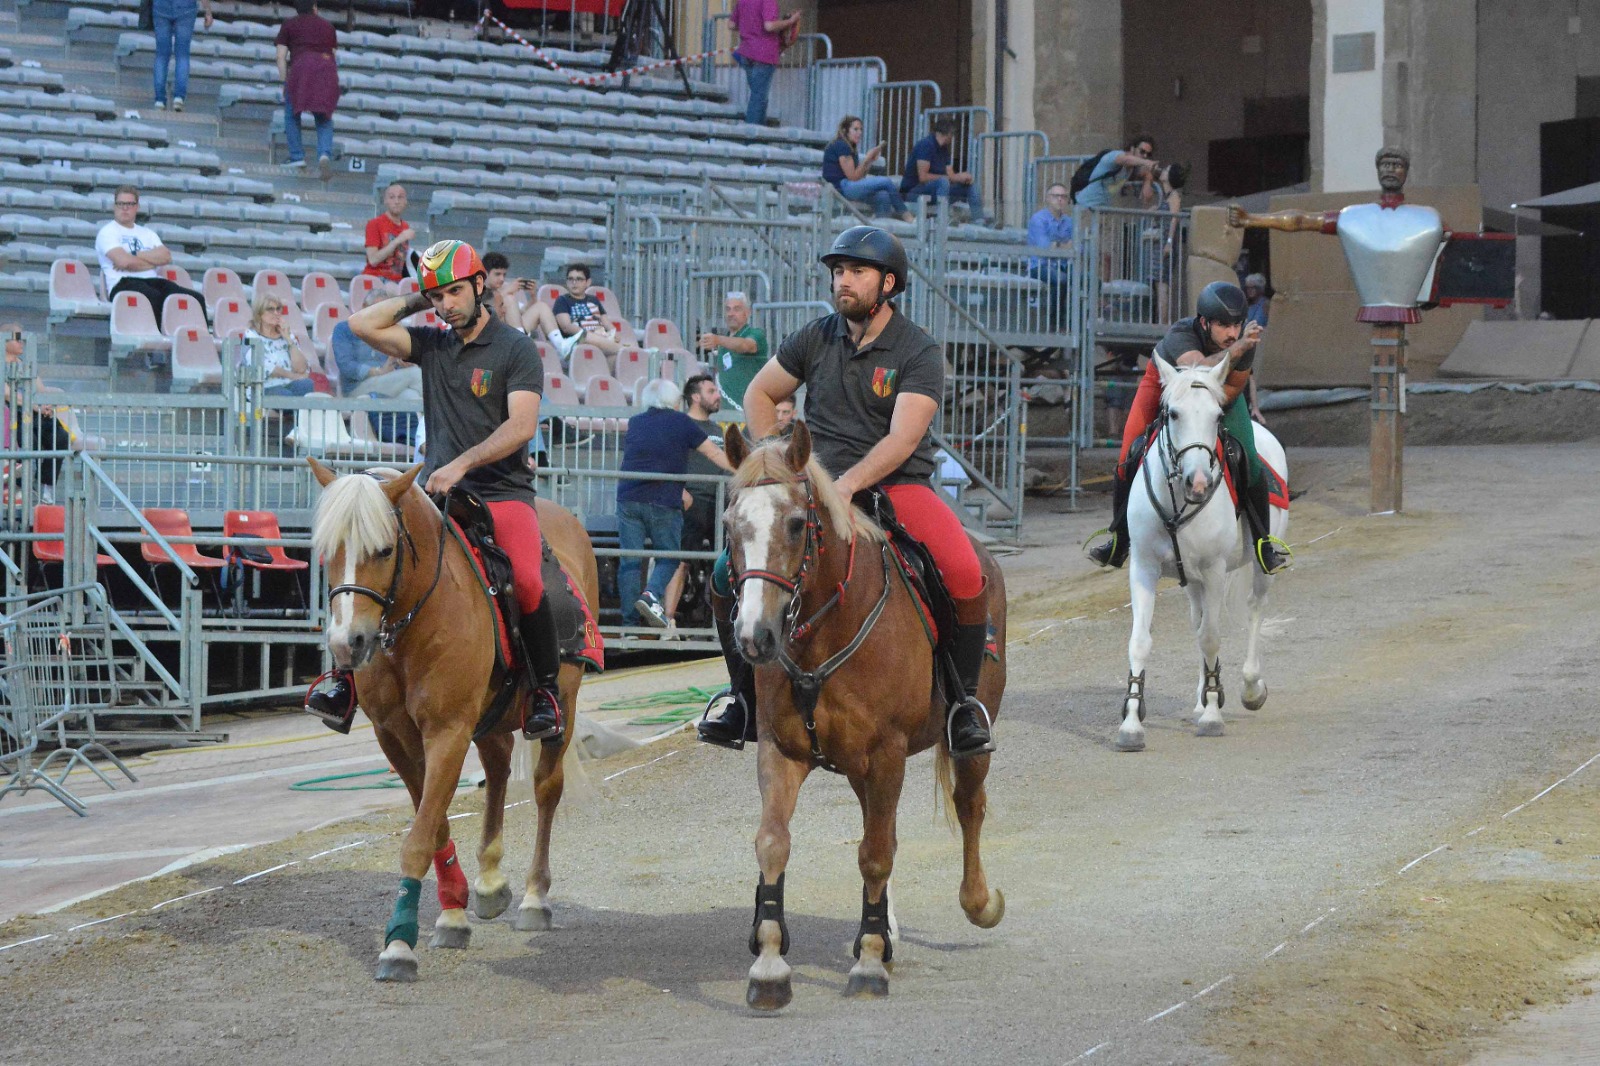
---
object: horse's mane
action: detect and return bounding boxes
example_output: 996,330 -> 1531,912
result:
732,444 -> 884,542
311,468 -> 403,562
1163,363 -> 1228,408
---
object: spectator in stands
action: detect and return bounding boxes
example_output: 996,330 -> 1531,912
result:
1075,135 -> 1162,209
823,116 -> 913,221
150,0 -> 212,111
773,396 -> 795,433
1028,181 -> 1074,323
331,320 -> 421,400
901,119 -> 986,223
2,326 -> 69,502
276,0 -> 341,180
244,293 -> 317,395
363,183 -> 414,284
1139,162 -> 1187,315
731,0 -> 799,127
552,263 -> 620,364
662,373 -> 731,630
95,185 -> 207,318
617,379 -> 732,630
696,291 -> 768,411
1244,273 -> 1270,327
485,253 -> 573,353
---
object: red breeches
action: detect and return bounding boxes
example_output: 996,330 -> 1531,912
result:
1117,361 -> 1164,466
882,483 -> 985,601
485,499 -> 545,609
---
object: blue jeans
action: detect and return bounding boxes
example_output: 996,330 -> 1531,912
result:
151,8 -> 195,103
838,176 -> 908,218
617,500 -> 683,625
266,377 -> 317,396
284,99 -> 334,164
904,176 -> 983,215
735,54 -> 776,126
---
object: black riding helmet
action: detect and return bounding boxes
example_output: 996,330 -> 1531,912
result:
1195,280 -> 1249,325
819,225 -> 909,298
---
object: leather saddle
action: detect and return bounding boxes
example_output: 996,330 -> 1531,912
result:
858,488 -> 962,702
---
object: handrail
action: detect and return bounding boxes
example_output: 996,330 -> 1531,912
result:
87,523 -> 183,631
78,453 -> 199,587
85,582 -> 186,700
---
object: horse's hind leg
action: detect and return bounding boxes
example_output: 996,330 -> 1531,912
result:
947,748 -> 1005,929
1191,573 -> 1227,736
471,731 -> 515,920
1241,566 -> 1271,710
747,745 -> 811,1011
516,731 -> 568,932
845,750 -> 907,999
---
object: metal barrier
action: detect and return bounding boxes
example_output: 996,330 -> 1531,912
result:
976,130 -> 1050,229
925,106 -> 992,180
1033,154 -> 1095,203
808,56 -> 886,134
863,80 -> 942,183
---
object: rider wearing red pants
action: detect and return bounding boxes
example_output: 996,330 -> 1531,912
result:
696,226 -> 995,760
305,240 -> 564,742
1085,280 -> 1290,575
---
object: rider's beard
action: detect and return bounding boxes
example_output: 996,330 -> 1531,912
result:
834,290 -> 872,322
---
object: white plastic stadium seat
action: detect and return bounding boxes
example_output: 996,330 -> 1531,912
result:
535,340 -> 562,382
203,266 -> 247,313
300,271 -> 342,313
251,269 -> 295,308
348,274 -> 383,311
49,258 -> 109,319
542,372 -> 580,407
171,327 -> 222,390
644,318 -> 685,350
590,285 -> 622,321
311,302 -> 348,358
567,344 -> 608,389
614,347 -> 649,392
212,298 -> 250,340
109,290 -> 171,352
159,264 -> 195,289
160,293 -> 207,337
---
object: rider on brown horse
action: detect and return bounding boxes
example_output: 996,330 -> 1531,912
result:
304,239 -> 564,742
696,225 -> 995,760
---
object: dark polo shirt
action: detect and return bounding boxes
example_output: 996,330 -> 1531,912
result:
774,307 -> 943,485
406,315 -> 543,504
1154,316 -> 1255,373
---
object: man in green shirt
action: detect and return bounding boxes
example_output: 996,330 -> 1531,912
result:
696,291 -> 768,411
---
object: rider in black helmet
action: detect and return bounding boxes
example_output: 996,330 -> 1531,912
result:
1085,280 -> 1291,575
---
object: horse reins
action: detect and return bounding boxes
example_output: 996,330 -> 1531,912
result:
732,476 -> 893,772
326,475 -> 449,650
1141,385 -> 1224,588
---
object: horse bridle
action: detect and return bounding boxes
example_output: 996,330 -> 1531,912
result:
730,476 -> 893,771
1141,385 -> 1225,588
326,475 -> 449,651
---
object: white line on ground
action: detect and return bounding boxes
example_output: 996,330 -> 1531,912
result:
66,912 -> 133,932
0,935 -> 53,953
1193,974 -> 1234,998
233,862 -> 299,885
1398,843 -> 1450,874
603,749 -> 680,782
1145,1002 -> 1185,1023
150,887 -> 222,910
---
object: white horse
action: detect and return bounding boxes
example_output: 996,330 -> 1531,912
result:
1116,357 -> 1289,752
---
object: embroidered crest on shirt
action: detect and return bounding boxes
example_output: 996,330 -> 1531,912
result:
871,367 -> 898,398
470,368 -> 492,397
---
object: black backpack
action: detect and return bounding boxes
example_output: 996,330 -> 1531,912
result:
1069,148 -> 1120,203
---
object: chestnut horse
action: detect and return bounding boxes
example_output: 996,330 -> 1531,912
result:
307,458 -> 600,982
721,423 -> 1007,1010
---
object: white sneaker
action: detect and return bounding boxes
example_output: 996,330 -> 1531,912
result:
634,592 -> 669,629
550,329 -> 583,360
662,620 -> 679,642
317,155 -> 331,181
153,100 -> 165,110
285,159 -> 307,169
172,97 -> 184,112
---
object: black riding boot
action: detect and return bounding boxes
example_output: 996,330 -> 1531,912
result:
519,595 -> 564,743
698,592 -> 757,751
946,591 -> 996,760
1243,473 -> 1291,575
305,670 -> 357,733
1086,458 -> 1134,569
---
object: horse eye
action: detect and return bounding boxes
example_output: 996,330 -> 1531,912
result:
376,546 -> 394,559
1167,409 -> 1180,422
785,516 -> 806,538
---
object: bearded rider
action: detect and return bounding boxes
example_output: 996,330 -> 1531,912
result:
303,239 -> 564,742
1085,280 -> 1291,575
696,225 -> 996,761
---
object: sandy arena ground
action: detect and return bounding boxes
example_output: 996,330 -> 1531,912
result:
2,437 -> 1599,1066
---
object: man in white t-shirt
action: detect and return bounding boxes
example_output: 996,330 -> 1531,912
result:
95,184 -> 206,319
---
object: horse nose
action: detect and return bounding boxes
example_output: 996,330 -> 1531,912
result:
333,630 -> 372,670
741,624 -> 778,663
1190,470 -> 1209,497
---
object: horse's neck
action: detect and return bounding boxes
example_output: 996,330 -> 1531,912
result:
796,517 -> 882,635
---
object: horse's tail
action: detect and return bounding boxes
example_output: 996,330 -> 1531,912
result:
933,741 -> 959,835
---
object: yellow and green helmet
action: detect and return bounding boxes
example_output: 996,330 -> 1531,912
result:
412,239 -> 486,293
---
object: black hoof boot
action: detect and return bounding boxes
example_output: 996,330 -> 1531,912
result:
947,696 -> 995,760
697,690 -> 748,751
522,686 -> 563,744
305,671 -> 357,734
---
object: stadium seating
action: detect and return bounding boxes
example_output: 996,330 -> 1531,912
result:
159,265 -> 195,289
159,293 -> 207,338
300,272 -> 342,313
204,267 -> 248,312
310,303 -> 348,360
31,504 -> 117,574
568,345 -> 609,389
48,258 -> 109,322
139,508 -> 228,603
535,341 -> 562,382
222,508 -> 307,609
109,291 -> 170,355
213,298 -> 250,340
614,347 -> 649,393
542,373 -> 580,407
644,318 -> 686,350
171,327 -> 223,390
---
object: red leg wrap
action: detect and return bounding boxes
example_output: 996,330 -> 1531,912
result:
433,841 -> 470,911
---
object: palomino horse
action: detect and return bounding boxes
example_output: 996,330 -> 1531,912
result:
720,423 -> 1006,1010
307,459 -> 600,981
1116,357 -> 1289,752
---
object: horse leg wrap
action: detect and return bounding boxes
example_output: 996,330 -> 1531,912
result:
748,872 -> 790,957
853,885 -> 894,963
433,842 -> 469,912
1124,670 -> 1147,722
1204,659 -> 1225,709
385,876 -> 422,949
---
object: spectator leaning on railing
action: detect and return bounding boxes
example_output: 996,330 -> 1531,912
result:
695,290 -> 768,412
146,0 -> 212,111
822,115 -> 913,221
95,185 -> 207,319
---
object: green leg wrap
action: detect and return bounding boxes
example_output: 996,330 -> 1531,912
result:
1222,396 -> 1263,484
711,545 -> 733,600
385,876 -> 422,948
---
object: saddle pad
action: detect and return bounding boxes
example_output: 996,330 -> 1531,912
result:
1218,436 -> 1290,512
447,517 -> 518,669
885,537 -> 941,646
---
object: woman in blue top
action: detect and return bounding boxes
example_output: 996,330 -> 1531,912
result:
150,0 -> 212,111
822,116 -> 914,221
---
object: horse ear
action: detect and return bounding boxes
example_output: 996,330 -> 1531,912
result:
384,463 -> 424,502
307,456 -> 338,488
724,424 -> 748,469
1154,356 -> 1179,391
785,419 -> 812,473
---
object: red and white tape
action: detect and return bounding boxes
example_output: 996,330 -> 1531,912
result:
477,12 -> 726,87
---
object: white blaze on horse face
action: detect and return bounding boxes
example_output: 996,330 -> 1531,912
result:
733,487 -> 784,648
325,548 -> 358,664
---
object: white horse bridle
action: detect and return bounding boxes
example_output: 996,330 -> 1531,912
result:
1141,382 -> 1226,588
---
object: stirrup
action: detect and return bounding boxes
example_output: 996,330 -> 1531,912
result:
1255,535 -> 1293,575
696,689 -> 747,752
946,696 -> 995,760
1082,529 -> 1125,569
522,686 -> 564,743
304,670 -> 356,734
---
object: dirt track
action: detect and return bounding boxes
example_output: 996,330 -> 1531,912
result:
2,442 -> 1599,1066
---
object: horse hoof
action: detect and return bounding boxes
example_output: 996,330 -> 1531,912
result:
1116,731 -> 1146,752
746,975 -> 793,1011
1195,719 -> 1225,737
968,887 -> 1005,929
473,883 -> 513,921
514,903 -> 554,932
1243,683 -> 1268,711
430,924 -> 471,950
845,970 -> 890,998
374,955 -> 418,983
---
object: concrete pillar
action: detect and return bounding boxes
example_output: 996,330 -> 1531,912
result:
1383,0 -> 1477,186
1030,0 -> 1121,154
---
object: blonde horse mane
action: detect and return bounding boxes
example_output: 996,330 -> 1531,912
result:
311,467 -> 404,562
1161,363 -> 1228,410
731,443 -> 884,543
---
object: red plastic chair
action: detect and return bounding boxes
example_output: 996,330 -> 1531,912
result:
224,510 -> 308,609
31,504 -> 116,586
140,507 -> 227,603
